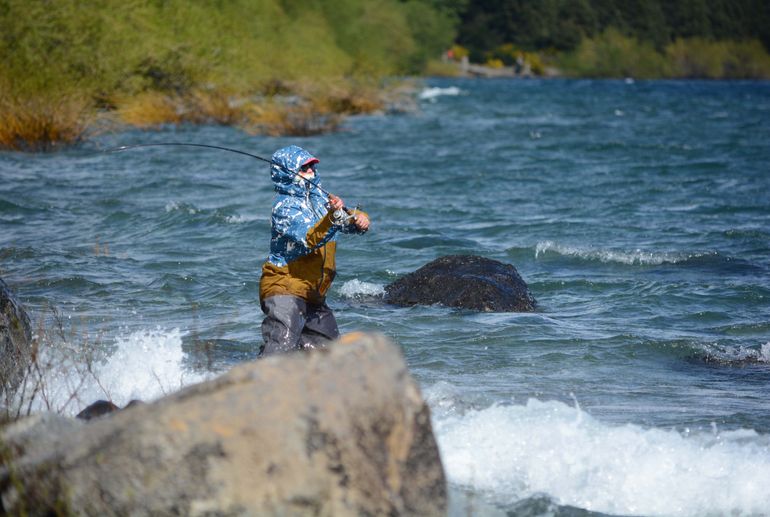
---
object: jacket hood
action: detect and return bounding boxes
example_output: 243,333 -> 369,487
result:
270,145 -> 322,196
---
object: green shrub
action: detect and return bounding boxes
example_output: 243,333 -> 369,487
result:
559,29 -> 669,78
666,38 -> 770,78
0,0 -> 459,149
559,29 -> 770,79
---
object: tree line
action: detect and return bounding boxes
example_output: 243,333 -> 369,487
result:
2,0 -> 768,149
0,0 -> 454,100
452,0 -> 770,60
0,0 -> 455,149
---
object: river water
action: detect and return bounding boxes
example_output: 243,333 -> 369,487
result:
2,78 -> 770,516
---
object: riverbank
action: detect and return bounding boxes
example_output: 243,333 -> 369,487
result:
0,79 -> 420,152
0,0 -> 451,151
1,332 -> 447,515
4,0 -> 769,152
434,32 -> 770,81
2,78 -> 769,515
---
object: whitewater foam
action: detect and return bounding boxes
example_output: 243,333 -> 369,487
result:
430,394 -> 770,516
338,279 -> 385,299
98,328 -> 211,404
696,341 -> 770,364
22,328 -> 211,415
224,213 -> 265,224
534,240 -> 699,266
165,201 -> 198,215
419,86 -> 462,101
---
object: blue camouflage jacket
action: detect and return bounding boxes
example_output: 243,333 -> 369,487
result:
260,145 -> 366,303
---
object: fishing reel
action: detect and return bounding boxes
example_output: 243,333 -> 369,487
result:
332,204 -> 361,226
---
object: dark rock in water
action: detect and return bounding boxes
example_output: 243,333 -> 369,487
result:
384,255 -> 536,312
76,399 -> 145,421
0,333 -> 446,515
76,400 -> 120,420
0,277 -> 32,399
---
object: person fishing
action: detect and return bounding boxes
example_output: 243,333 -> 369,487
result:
259,145 -> 370,356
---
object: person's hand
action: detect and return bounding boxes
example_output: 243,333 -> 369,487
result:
328,194 -> 344,212
353,213 -> 370,231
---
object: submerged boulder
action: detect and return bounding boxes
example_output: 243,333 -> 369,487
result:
385,255 -> 536,312
0,333 -> 446,516
0,277 -> 32,401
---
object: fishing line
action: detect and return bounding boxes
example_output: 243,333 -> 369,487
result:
108,142 -> 338,199
109,142 -> 362,223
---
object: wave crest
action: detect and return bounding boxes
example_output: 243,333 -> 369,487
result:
419,86 -> 462,101
338,279 -> 385,299
433,396 -> 770,516
165,201 -> 199,215
534,240 -> 707,266
20,328 -> 211,416
695,341 -> 770,365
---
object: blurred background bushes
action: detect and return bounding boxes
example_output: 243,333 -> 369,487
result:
2,0 -> 769,149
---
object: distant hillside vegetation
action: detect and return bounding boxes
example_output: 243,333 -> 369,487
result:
452,0 -> 770,78
456,0 -> 769,57
0,0 -> 456,149
3,0 -> 768,150
0,0 -> 455,99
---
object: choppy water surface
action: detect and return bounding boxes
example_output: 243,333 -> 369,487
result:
2,79 -> 770,516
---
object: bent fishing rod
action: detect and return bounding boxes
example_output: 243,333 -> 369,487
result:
109,142 -> 343,202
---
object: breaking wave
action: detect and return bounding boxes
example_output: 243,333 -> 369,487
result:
338,279 -> 385,299
428,389 -> 770,517
692,341 -> 770,365
21,328 -> 211,416
534,240 -> 712,266
419,86 -> 463,101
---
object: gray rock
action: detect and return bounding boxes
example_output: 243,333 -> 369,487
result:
0,413 -> 82,463
0,333 -> 446,516
385,254 -> 537,312
0,277 -> 32,401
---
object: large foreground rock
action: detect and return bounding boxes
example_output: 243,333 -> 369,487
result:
0,277 -> 32,401
0,333 -> 446,516
385,255 -> 536,312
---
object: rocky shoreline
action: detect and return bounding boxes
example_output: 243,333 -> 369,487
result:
1,331 -> 446,515
0,255 -> 538,513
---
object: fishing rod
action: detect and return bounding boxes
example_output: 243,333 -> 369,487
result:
109,142 -> 338,198
109,142 -> 360,223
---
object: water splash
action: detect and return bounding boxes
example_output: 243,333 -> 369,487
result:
21,328 -> 211,416
99,328 -> 211,405
223,214 -> 265,224
534,240 -> 702,266
432,396 -> 770,516
165,201 -> 199,215
695,341 -> 770,365
419,86 -> 463,101
338,279 -> 385,299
